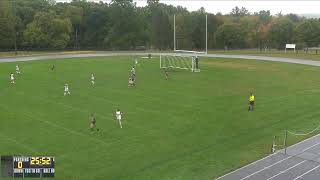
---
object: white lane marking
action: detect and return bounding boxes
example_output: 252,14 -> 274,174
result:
293,164 -> 320,180
215,153 -> 280,180
266,160 -> 306,180
216,133 -> 320,180
302,142 -> 320,152
239,156 -> 293,180
239,141 -> 320,180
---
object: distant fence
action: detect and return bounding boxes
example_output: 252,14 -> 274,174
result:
304,47 -> 320,54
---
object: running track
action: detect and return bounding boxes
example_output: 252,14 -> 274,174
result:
1,52 -> 320,67
217,134 -> 320,180
2,52 -> 320,180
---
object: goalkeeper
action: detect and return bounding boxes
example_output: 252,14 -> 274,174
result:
248,92 -> 255,111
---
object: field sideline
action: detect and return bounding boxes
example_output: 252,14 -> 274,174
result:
1,55 -> 320,179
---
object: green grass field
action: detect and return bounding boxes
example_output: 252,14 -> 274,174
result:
1,56 -> 320,180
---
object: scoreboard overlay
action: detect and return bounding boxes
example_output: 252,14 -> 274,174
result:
1,156 -> 55,178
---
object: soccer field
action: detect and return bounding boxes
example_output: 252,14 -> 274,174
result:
1,56 -> 320,180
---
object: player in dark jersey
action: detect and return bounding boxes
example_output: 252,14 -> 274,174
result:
165,70 -> 169,80
90,113 -> 98,131
51,64 -> 55,71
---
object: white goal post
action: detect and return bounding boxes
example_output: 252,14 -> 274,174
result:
160,52 -> 201,72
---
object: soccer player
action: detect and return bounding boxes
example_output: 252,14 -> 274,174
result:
51,64 -> 55,71
248,92 -> 255,111
195,56 -> 199,69
134,58 -> 138,66
90,73 -> 95,86
128,76 -> 135,87
16,65 -> 20,74
64,83 -> 71,96
90,113 -> 98,131
131,67 -> 136,77
10,73 -> 15,84
115,109 -> 123,128
165,70 -> 169,80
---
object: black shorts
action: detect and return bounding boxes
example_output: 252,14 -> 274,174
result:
250,101 -> 254,105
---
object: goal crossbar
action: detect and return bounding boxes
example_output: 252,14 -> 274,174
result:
174,49 -> 207,54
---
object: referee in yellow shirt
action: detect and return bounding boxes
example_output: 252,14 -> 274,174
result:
248,92 -> 255,111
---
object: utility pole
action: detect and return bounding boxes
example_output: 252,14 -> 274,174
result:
206,14 -> 208,54
173,14 -> 176,51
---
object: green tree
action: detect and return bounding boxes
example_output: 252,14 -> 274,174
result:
105,0 -> 146,49
256,10 -> 272,24
268,18 -> 294,49
256,23 -> 272,50
295,19 -> 320,47
147,1 -> 173,50
285,13 -> 302,23
0,1 -> 16,49
80,2 -> 111,48
0,0 -> 319,51
215,23 -> 245,49
190,8 -> 207,50
230,6 -> 249,17
63,5 -> 83,49
207,14 -> 223,49
24,12 -> 72,49
239,15 -> 259,48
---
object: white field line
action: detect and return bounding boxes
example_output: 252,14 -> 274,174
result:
293,164 -> 320,180
0,99 -> 166,161
0,132 -> 38,154
266,160 -> 306,180
0,103 -> 114,147
216,133 -> 320,180
0,94 -> 175,164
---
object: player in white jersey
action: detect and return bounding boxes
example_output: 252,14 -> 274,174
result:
131,67 -> 136,76
91,73 -> 95,86
128,76 -> 134,87
115,109 -> 123,128
64,84 -> 71,96
134,58 -> 138,66
10,73 -> 15,84
16,65 -> 20,74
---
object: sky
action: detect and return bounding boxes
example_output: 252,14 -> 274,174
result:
56,0 -> 320,15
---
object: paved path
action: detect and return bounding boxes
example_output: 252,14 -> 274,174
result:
1,52 -> 320,67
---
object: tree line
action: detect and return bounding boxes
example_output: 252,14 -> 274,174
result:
0,0 -> 320,51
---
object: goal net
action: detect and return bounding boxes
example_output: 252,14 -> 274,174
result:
160,52 -> 200,72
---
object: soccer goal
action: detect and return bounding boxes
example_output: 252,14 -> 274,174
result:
160,52 -> 201,72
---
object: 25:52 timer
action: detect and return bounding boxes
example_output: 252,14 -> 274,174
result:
30,157 -> 51,165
